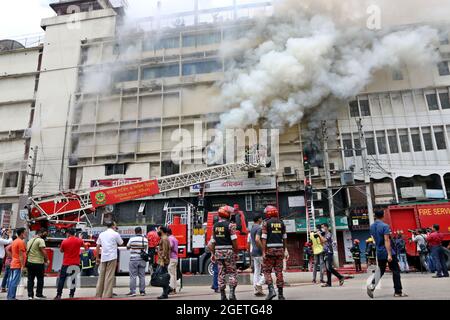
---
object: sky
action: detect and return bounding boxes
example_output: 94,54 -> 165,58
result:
0,0 -> 251,40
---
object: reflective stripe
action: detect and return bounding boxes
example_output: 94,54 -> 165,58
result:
267,243 -> 283,248
283,234 -> 288,239
230,234 -> 238,240
216,245 -> 233,249
261,234 -> 267,239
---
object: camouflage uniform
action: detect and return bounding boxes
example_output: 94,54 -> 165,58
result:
212,219 -> 238,290
262,219 -> 286,288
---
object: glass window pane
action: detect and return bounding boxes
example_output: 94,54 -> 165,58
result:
438,61 -> 450,76
439,92 -> 450,109
426,94 -> 439,110
182,34 -> 196,47
388,135 -> 399,154
349,101 -> 360,117
343,139 -> 353,157
155,37 -> 179,50
377,136 -> 387,154
400,134 -> 410,152
354,139 -> 362,156
366,137 -> 376,155
182,60 -> 221,75
114,69 -> 138,82
360,100 -> 371,116
435,131 -> 446,150
422,132 -> 433,151
411,134 -> 422,152
197,32 -> 221,46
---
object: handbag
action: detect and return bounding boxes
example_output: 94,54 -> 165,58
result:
150,265 -> 170,287
140,236 -> 150,262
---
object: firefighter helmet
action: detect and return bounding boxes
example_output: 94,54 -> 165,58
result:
354,239 -> 360,244
218,205 -> 234,219
264,205 -> 279,219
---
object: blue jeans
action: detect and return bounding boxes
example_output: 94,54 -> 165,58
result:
430,246 -> 449,277
7,269 -> 22,300
57,265 -> 77,297
397,253 -> 409,272
1,265 -> 11,289
212,262 -> 218,290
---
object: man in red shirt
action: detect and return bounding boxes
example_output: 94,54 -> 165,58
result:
427,224 -> 449,278
147,226 -> 160,271
54,229 -> 84,299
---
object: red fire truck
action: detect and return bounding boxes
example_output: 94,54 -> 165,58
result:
384,201 -> 450,267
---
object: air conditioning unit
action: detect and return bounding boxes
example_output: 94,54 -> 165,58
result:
313,192 -> 322,201
310,167 -> 320,177
340,171 -> 355,186
314,208 -> 324,216
283,166 -> 295,176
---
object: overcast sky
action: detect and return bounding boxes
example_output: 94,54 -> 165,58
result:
0,0 -> 252,40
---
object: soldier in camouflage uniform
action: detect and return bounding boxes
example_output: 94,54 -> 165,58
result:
261,205 -> 287,300
208,205 -> 238,300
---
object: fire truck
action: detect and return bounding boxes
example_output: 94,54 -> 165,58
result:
26,148 -> 266,274
384,201 -> 450,268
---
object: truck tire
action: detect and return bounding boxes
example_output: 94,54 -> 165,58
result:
204,257 -> 214,276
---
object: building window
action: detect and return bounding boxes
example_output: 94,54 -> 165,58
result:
438,61 -> 450,76
359,99 -> 371,116
245,195 -> 253,212
387,131 -> 399,154
411,129 -> 422,152
440,32 -> 449,45
113,69 -> 138,83
349,101 -> 359,117
353,139 -> 362,156
142,64 -> 179,79
343,137 -> 353,157
426,93 -> 439,111
4,172 -> 18,188
376,131 -> 387,155
422,129 -> 433,151
182,32 -> 221,47
434,126 -> 447,150
399,130 -> 410,152
439,92 -> 450,109
105,164 -> 127,176
365,137 -> 376,155
161,161 -> 180,176
392,69 -> 404,81
182,60 -> 222,76
154,37 -> 179,50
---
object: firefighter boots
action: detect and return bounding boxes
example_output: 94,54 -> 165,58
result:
278,287 -> 286,300
220,289 -> 228,300
266,284 -> 277,300
229,286 -> 237,300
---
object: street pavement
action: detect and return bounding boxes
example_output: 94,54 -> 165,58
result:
0,273 -> 449,300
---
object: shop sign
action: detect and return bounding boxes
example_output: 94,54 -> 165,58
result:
190,177 -> 276,193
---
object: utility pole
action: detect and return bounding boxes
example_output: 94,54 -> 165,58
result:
321,121 -> 339,266
357,118 -> 374,225
27,146 -> 42,198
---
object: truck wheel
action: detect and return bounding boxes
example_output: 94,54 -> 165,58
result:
204,258 -> 214,276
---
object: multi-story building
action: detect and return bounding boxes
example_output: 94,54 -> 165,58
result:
1,0 -> 449,265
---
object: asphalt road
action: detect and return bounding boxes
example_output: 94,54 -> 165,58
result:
1,272 -> 449,300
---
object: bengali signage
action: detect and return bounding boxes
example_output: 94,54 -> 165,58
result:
283,219 -> 296,233
401,186 -> 425,199
295,216 -> 348,233
190,177 -> 276,193
88,225 -> 147,238
288,196 -> 305,208
90,180 -> 160,208
90,178 -> 142,188
349,207 -> 370,231
0,210 -> 11,228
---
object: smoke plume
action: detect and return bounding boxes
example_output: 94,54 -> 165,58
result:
216,1 -> 442,131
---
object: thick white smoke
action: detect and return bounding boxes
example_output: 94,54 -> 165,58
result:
216,3 -> 441,131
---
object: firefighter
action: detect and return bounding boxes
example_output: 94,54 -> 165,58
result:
365,237 -> 376,267
350,239 -> 362,272
261,205 -> 287,300
208,205 -> 238,300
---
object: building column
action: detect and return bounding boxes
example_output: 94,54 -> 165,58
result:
440,174 -> 448,199
392,174 -> 399,203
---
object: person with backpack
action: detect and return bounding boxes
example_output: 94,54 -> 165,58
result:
395,232 -> 409,273
412,229 -> 429,272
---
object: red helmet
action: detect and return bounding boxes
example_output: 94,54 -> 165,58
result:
305,242 -> 311,247
353,239 -> 360,244
264,205 -> 279,219
218,205 -> 234,219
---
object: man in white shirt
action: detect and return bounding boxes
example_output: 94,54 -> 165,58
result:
126,227 -> 148,297
95,221 -> 123,298
0,228 -> 13,277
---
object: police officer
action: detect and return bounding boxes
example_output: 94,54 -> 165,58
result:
261,205 -> 287,300
208,205 -> 238,300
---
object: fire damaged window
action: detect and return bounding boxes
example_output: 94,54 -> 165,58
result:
4,172 -> 19,188
161,161 -> 179,176
154,37 -> 180,50
349,101 -> 359,117
438,61 -> 450,76
182,60 -> 222,76
392,69 -> 404,81
349,99 -> 370,117
426,93 -> 439,110
182,32 -> 221,47
434,126 -> 447,150
142,64 -> 179,79
105,164 -> 127,176
113,69 -> 138,83
359,100 -> 371,116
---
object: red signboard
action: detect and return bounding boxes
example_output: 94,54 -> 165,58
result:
89,180 -> 160,208
90,178 -> 142,188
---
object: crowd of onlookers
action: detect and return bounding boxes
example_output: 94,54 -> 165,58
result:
0,222 -> 179,300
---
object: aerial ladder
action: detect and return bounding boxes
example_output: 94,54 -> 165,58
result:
27,148 -> 267,231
